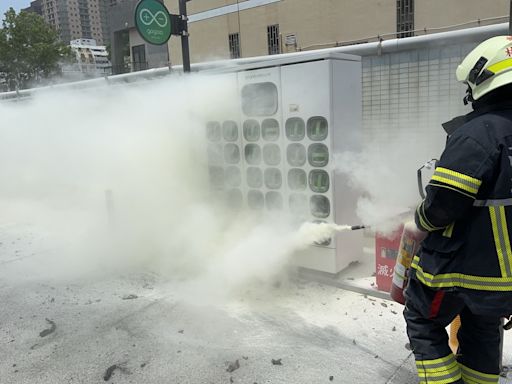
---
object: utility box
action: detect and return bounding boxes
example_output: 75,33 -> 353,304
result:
205,52 -> 363,274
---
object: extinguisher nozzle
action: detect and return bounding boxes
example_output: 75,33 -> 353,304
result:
350,225 -> 366,231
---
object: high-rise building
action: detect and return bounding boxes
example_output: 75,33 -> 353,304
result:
22,0 -> 43,16
39,0 -> 110,45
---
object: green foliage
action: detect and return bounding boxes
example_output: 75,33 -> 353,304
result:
0,8 -> 72,91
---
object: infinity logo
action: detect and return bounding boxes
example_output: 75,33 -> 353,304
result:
139,9 -> 168,28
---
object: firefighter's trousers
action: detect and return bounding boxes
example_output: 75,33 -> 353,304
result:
404,278 -> 501,384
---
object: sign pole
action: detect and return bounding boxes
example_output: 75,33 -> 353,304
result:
179,0 -> 191,73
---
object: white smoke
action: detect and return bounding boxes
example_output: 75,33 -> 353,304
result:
0,74 -> 346,301
335,127 -> 446,234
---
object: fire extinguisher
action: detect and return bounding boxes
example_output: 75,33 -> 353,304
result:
390,221 -> 427,304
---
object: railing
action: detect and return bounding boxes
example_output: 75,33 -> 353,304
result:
299,15 -> 509,51
111,61 -> 149,75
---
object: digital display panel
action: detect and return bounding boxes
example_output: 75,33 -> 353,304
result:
208,166 -> 224,189
285,117 -> 305,141
265,191 -> 283,210
226,189 -> 243,210
310,195 -> 330,218
309,170 -> 330,193
287,168 -> 307,191
264,168 -> 282,189
223,120 -> 238,141
248,190 -> 264,210
225,166 -> 241,188
241,82 -> 278,117
289,194 -> 308,215
245,144 -> 261,165
263,144 -> 281,166
207,144 -> 222,165
307,116 -> 328,141
247,167 -> 263,188
308,143 -> 329,167
262,119 -> 280,141
206,121 -> 221,142
224,144 -> 240,164
287,143 -> 306,167
243,119 -> 260,142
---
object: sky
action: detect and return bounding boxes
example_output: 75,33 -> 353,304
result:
1,0 -> 32,18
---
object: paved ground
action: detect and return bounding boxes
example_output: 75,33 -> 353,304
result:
0,223 -> 511,384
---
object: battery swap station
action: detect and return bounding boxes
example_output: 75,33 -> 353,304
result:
205,52 -> 363,274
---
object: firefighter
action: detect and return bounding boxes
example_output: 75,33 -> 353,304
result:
404,35 -> 512,384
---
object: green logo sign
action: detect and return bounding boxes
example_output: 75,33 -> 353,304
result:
135,0 -> 172,45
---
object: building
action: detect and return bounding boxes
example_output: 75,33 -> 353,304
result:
21,0 -> 43,16
38,0 -> 110,45
68,38 -> 111,75
108,0 -> 169,74
165,0 -> 510,65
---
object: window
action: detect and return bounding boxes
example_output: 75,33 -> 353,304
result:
267,24 -> 280,55
228,32 -> 240,59
397,0 -> 414,38
131,44 -> 147,71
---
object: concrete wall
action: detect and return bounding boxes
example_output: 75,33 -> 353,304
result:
166,0 -> 510,65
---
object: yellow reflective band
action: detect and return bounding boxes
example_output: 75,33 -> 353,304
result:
416,202 -> 445,232
432,167 -> 481,195
490,207 -> 508,276
416,354 -> 456,366
435,167 -> 482,186
417,355 -> 462,383
461,363 -> 499,384
443,223 -> 454,238
487,58 -> 512,75
411,257 -> 512,291
428,182 -> 476,199
417,360 -> 459,374
500,206 -> 512,275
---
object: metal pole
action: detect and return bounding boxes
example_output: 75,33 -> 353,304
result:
179,0 -> 191,73
510,0 -> 512,34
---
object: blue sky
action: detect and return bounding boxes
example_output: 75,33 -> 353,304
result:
1,0 -> 32,18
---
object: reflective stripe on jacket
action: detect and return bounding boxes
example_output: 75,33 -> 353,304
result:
413,101 -> 512,314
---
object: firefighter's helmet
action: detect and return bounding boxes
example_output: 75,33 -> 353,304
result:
456,35 -> 512,103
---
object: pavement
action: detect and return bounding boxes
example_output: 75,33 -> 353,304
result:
1,223 -> 511,384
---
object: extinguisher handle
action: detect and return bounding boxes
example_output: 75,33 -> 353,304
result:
417,159 -> 439,199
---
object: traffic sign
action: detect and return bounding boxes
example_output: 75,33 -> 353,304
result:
134,0 -> 172,45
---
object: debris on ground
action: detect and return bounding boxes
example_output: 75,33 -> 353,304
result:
178,329 -> 184,334
103,363 -> 128,381
121,294 -> 138,300
271,359 -> 282,365
329,376 -> 334,381
380,302 -> 388,308
226,360 -> 240,373
392,326 -> 397,332
39,318 -> 56,337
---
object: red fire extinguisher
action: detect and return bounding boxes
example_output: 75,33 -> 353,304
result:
390,221 -> 427,304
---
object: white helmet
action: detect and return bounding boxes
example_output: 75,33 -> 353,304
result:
456,35 -> 512,103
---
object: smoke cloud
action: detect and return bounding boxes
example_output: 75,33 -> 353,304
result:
334,125 -> 447,234
0,74 -> 343,301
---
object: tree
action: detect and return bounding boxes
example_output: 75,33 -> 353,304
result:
0,8 -> 72,91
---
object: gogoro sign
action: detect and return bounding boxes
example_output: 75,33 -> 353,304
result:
135,0 -> 172,45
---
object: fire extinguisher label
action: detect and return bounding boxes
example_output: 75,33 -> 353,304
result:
392,262 -> 407,288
